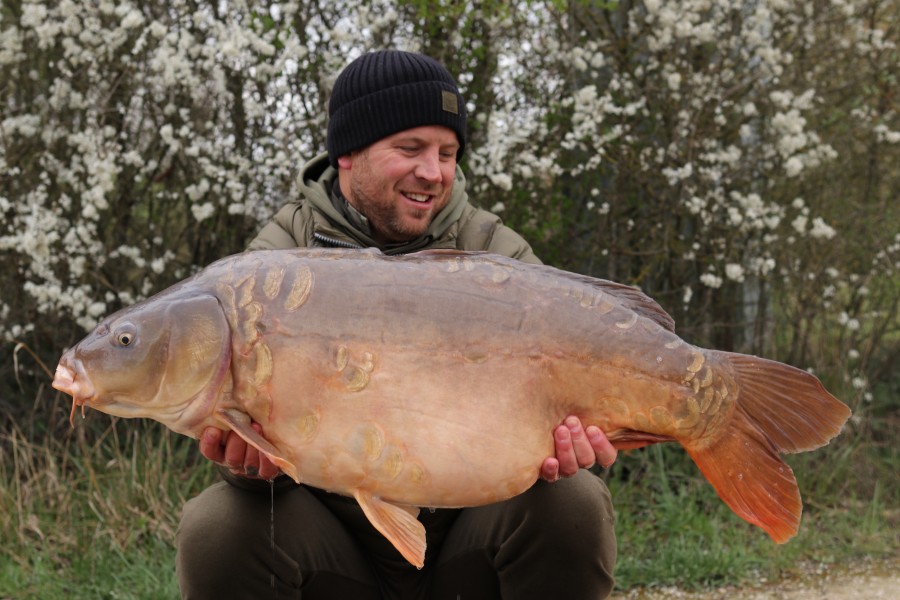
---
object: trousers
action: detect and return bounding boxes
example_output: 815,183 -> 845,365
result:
176,470 -> 616,599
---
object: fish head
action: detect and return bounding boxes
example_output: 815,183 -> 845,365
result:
52,293 -> 232,436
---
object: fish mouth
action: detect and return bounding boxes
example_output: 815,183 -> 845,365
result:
52,361 -> 96,426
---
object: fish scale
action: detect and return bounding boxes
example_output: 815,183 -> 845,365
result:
52,247 -> 851,569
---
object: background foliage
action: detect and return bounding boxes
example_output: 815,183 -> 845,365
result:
1,0 -> 897,596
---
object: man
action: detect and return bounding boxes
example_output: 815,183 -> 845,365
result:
176,50 -> 618,599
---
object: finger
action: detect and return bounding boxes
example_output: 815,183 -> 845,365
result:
566,416 -> 597,469
248,422 -> 280,480
199,427 -> 225,462
222,431 -> 248,469
258,454 -> 282,481
587,426 -> 618,468
243,443 -> 261,478
540,457 -> 561,482
553,424 -> 580,477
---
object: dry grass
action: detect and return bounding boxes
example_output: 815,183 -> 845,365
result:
0,414 -> 217,599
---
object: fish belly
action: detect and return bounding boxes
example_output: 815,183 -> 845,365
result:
259,343 -> 562,507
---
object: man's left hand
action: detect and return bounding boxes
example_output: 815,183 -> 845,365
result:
541,415 -> 617,482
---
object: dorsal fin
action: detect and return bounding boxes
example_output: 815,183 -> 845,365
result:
554,271 -> 676,332
403,250 -> 677,332
589,277 -> 676,332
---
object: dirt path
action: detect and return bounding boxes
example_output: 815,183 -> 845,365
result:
610,558 -> 899,599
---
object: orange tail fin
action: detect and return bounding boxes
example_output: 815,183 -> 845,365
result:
685,352 -> 851,543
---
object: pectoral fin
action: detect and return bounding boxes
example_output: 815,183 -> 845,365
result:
353,490 -> 425,569
215,408 -> 300,482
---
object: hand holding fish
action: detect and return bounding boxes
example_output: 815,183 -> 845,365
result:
542,416 -> 618,482
200,424 -> 282,480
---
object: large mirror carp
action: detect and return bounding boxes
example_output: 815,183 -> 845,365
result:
52,248 -> 851,568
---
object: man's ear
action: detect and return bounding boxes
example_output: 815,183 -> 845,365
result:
337,154 -> 353,169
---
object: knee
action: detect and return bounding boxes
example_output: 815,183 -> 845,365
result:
450,471 -> 617,597
568,470 -> 615,530
528,471 -> 617,589
176,481 -> 263,575
522,470 -> 615,532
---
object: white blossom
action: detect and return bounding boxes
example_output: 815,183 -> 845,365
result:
725,263 -> 745,282
700,273 -> 723,289
785,156 -> 804,177
809,217 -> 836,239
666,72 -> 682,91
191,202 -> 216,223
490,173 -> 513,191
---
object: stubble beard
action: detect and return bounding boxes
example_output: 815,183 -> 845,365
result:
349,173 -> 434,244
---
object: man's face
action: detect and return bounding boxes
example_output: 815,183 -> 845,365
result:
337,125 -> 459,244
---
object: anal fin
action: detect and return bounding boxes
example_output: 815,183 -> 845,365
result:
216,408 -> 300,482
606,429 -> 675,450
353,489 -> 425,569
685,409 -> 801,543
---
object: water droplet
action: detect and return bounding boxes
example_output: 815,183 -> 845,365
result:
270,478 -> 276,594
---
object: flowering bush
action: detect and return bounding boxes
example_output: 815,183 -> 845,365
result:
1,0 -> 896,419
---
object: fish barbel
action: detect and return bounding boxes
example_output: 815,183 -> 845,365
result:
51,248 -> 850,567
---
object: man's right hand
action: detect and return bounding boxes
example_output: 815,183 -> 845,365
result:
199,425 -> 282,480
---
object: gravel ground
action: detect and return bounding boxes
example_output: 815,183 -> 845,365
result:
610,558 -> 899,600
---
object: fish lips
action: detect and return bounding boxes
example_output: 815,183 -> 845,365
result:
52,357 -> 96,425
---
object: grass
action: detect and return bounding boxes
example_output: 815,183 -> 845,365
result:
1,393 -> 897,598
0,417 -> 217,600
608,411 -> 899,592
1,538 -> 180,600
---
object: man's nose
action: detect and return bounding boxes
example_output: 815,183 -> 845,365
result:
414,150 -> 442,182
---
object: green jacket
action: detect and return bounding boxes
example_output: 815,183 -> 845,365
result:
248,153 -> 541,265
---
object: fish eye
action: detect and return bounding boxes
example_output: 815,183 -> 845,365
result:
113,323 -> 137,347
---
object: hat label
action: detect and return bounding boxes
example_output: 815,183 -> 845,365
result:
442,90 -> 459,115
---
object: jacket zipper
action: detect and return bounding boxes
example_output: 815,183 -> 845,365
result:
313,233 -> 363,249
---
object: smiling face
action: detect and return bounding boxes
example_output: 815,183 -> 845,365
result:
337,125 -> 460,244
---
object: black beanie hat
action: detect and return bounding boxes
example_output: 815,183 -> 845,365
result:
326,50 -> 467,167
